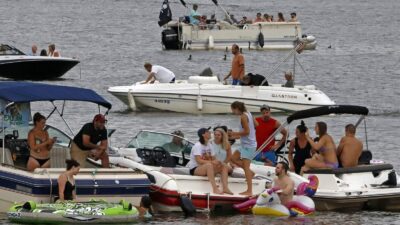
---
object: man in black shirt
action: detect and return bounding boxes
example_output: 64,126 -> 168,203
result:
70,114 -> 109,168
241,73 -> 269,86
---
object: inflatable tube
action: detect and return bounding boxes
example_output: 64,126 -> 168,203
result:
7,199 -> 140,224
252,186 -> 317,217
297,175 -> 318,197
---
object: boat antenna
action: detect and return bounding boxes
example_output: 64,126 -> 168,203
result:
210,0 -> 233,24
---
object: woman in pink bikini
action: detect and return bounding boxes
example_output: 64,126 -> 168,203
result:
300,122 -> 338,174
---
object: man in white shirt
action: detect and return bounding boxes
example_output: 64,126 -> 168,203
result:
143,63 -> 176,84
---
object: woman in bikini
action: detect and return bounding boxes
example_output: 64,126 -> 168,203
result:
300,121 -> 338,175
27,112 -> 56,172
58,159 -> 80,201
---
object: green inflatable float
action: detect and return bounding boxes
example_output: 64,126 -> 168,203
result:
7,199 -> 145,224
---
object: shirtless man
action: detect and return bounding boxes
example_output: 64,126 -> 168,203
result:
272,162 -> 294,206
337,124 -> 363,168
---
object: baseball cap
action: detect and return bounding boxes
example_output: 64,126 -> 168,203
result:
197,127 -> 211,138
260,104 -> 270,111
172,130 -> 184,137
93,114 -> 106,123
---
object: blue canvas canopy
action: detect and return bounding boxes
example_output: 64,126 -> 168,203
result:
0,81 -> 111,109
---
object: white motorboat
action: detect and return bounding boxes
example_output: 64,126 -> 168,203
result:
0,44 -> 79,80
159,0 -> 316,51
109,49 -> 334,114
0,82 -> 150,213
270,105 -> 400,211
107,130 -> 308,213
108,80 -> 334,114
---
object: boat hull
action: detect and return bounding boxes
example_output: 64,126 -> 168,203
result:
0,57 -> 79,80
108,83 -> 335,114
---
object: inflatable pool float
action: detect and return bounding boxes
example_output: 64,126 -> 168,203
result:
234,175 -> 318,216
7,199 -> 141,224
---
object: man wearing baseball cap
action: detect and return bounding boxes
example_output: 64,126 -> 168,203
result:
254,104 -> 287,166
70,114 -> 109,168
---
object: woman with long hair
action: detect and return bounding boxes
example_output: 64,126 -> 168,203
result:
277,12 -> 285,22
58,159 -> 80,201
210,127 -> 233,173
27,112 -> 57,171
229,101 -> 257,196
288,121 -> 312,174
301,122 -> 338,174
186,127 -> 233,195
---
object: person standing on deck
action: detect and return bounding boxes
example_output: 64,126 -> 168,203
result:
223,44 -> 245,85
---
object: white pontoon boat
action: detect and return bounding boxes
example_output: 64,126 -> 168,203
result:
160,0 -> 316,51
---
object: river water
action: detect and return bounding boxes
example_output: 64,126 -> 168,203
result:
1,0 -> 400,224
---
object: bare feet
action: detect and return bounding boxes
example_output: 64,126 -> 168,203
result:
213,188 -> 224,195
239,190 -> 253,196
223,189 -> 234,195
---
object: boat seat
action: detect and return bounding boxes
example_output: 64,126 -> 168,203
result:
305,163 -> 393,175
50,145 -> 71,168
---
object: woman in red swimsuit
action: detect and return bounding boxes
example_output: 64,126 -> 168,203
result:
27,112 -> 57,171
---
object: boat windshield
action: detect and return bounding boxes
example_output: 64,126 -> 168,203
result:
126,130 -> 193,155
0,44 -> 25,56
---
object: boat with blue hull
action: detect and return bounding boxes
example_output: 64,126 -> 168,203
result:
0,82 -> 150,212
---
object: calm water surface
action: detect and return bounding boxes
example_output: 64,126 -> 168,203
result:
1,0 -> 400,224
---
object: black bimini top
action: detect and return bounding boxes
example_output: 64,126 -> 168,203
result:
286,105 -> 369,124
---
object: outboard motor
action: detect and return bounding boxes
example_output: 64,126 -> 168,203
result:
162,29 -> 180,50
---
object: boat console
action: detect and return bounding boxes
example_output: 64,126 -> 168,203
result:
2,133 -> 30,168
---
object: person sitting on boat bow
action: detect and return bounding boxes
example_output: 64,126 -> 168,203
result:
162,130 -> 185,153
186,127 -> 233,195
143,63 -> 176,84
70,114 -> 110,168
210,126 -> 233,174
27,112 -> 57,172
337,124 -> 363,168
272,162 -> 294,206
300,122 -> 339,174
48,44 -> 60,57
241,73 -> 268,86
